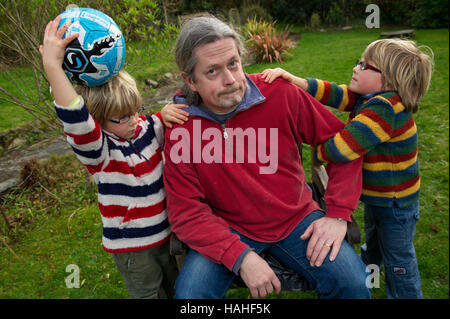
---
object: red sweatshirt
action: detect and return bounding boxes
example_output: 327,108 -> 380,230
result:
163,74 -> 362,272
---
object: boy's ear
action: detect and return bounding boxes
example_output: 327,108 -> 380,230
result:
181,72 -> 198,93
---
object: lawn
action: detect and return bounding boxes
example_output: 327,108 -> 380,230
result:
0,27 -> 448,299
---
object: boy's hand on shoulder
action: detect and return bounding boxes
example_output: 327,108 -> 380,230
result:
261,68 -> 308,91
39,16 -> 79,71
161,103 -> 189,128
261,67 -> 293,84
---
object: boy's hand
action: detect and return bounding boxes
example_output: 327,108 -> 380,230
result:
39,15 -> 79,106
161,103 -> 189,128
261,67 -> 293,83
39,16 -> 79,71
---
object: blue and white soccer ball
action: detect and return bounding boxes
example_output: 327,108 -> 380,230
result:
57,7 -> 126,87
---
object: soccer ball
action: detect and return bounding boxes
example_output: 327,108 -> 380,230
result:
57,7 -> 126,87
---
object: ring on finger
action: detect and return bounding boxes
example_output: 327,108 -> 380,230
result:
323,242 -> 332,247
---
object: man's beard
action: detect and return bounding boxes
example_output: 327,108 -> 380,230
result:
218,86 -> 243,108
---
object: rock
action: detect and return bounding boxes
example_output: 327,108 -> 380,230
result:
9,138 -> 27,149
145,79 -> 159,88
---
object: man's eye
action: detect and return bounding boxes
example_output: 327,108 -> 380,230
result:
207,69 -> 216,75
230,60 -> 237,68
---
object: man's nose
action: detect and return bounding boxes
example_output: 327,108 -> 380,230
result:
223,68 -> 236,85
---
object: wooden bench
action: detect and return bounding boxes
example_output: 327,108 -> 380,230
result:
380,29 -> 415,38
169,144 -> 362,292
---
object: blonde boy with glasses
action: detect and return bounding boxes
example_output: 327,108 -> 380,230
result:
262,38 -> 434,298
40,16 -> 188,298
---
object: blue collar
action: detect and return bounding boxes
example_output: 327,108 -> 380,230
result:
173,74 -> 266,123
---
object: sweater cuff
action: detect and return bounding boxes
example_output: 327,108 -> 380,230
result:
221,240 -> 249,272
231,247 -> 253,275
306,78 -> 318,96
324,204 -> 352,222
54,95 -> 84,109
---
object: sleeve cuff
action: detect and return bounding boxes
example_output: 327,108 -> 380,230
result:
54,95 -> 84,109
324,204 -> 352,222
221,240 -> 249,272
231,247 -> 253,275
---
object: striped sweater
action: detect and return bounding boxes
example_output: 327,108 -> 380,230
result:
307,78 -> 419,207
54,96 -> 170,253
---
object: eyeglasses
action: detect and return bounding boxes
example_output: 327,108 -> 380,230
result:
355,60 -> 382,73
109,112 -> 138,124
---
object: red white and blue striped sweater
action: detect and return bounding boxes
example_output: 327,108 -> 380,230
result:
54,96 -> 170,253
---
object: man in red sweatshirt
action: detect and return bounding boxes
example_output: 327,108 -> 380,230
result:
163,15 -> 370,299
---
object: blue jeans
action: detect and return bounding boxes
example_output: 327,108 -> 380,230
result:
361,201 -> 423,298
174,210 -> 370,299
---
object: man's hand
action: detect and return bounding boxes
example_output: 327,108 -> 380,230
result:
300,216 -> 347,267
239,251 -> 281,298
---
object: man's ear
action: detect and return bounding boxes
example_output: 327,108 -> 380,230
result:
181,72 -> 197,93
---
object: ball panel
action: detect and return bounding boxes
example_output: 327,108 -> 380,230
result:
57,7 -> 125,87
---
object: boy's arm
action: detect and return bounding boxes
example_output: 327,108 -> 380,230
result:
261,69 -> 358,112
41,17 -> 107,171
314,98 -> 396,165
306,78 -> 357,112
40,16 -> 79,107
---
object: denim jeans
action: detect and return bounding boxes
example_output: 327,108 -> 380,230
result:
361,200 -> 423,298
174,210 -> 370,299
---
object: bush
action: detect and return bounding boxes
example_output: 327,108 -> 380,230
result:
326,2 -> 345,27
245,20 -> 294,63
239,2 -> 272,23
409,0 -> 449,28
241,17 -> 273,39
310,13 -> 321,30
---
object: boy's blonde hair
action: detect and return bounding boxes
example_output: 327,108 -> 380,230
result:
362,38 -> 434,113
75,70 -> 141,125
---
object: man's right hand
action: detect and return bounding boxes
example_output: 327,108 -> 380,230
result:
239,251 -> 281,298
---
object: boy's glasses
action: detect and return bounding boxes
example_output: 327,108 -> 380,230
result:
355,60 -> 382,73
109,112 -> 138,124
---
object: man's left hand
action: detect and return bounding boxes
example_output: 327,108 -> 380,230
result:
300,216 -> 347,267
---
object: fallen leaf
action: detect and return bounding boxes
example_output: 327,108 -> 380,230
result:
430,224 -> 439,233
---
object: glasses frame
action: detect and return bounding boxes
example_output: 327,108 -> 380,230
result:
109,112 -> 138,125
355,60 -> 382,73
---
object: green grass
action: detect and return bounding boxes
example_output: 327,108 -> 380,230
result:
0,28 -> 448,299
0,68 -> 36,132
0,154 -> 128,298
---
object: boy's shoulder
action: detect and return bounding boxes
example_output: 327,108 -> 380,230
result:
365,91 -> 406,114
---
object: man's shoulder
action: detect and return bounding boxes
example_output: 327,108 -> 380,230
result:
248,73 -> 302,96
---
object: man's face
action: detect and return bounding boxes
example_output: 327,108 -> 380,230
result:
183,37 -> 247,114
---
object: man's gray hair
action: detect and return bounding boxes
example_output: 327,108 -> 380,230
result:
175,15 -> 245,105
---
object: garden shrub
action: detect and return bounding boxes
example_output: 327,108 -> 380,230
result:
245,20 -> 294,63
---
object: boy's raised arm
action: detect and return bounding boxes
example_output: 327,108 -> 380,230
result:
39,16 -> 79,107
